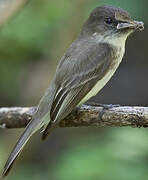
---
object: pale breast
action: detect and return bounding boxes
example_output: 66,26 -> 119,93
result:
79,46 -> 125,105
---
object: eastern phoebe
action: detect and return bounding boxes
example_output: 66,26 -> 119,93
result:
2,5 -> 144,177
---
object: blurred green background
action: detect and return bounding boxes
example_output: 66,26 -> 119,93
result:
0,0 -> 148,179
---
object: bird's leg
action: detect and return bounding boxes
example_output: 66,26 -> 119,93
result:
85,102 -> 120,120
85,102 -> 120,108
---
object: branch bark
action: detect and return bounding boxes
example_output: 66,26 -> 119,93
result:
0,0 -> 30,27
0,105 -> 148,129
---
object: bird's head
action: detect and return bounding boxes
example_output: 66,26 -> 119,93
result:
81,5 -> 144,42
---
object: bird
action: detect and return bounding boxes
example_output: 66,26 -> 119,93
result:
2,5 -> 144,177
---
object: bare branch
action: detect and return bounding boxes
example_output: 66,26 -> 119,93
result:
0,0 -> 30,27
0,105 -> 148,129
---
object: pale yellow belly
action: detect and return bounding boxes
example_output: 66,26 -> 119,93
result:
79,58 -> 122,105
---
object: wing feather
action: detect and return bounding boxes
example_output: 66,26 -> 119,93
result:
42,42 -> 113,139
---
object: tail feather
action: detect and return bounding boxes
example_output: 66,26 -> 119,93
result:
2,85 -> 56,178
2,117 -> 42,178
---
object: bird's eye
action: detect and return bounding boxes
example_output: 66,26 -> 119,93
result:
105,17 -> 113,25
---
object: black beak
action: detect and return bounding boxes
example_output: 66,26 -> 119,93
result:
117,20 -> 144,31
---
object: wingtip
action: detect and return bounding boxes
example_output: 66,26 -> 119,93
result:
41,131 -> 49,141
41,122 -> 55,141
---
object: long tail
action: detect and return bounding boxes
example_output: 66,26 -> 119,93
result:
2,116 -> 43,178
2,84 -> 56,178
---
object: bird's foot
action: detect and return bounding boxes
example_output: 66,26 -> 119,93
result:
86,102 -> 120,109
89,103 -> 120,120
85,102 -> 120,120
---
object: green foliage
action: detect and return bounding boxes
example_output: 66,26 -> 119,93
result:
50,129 -> 148,180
